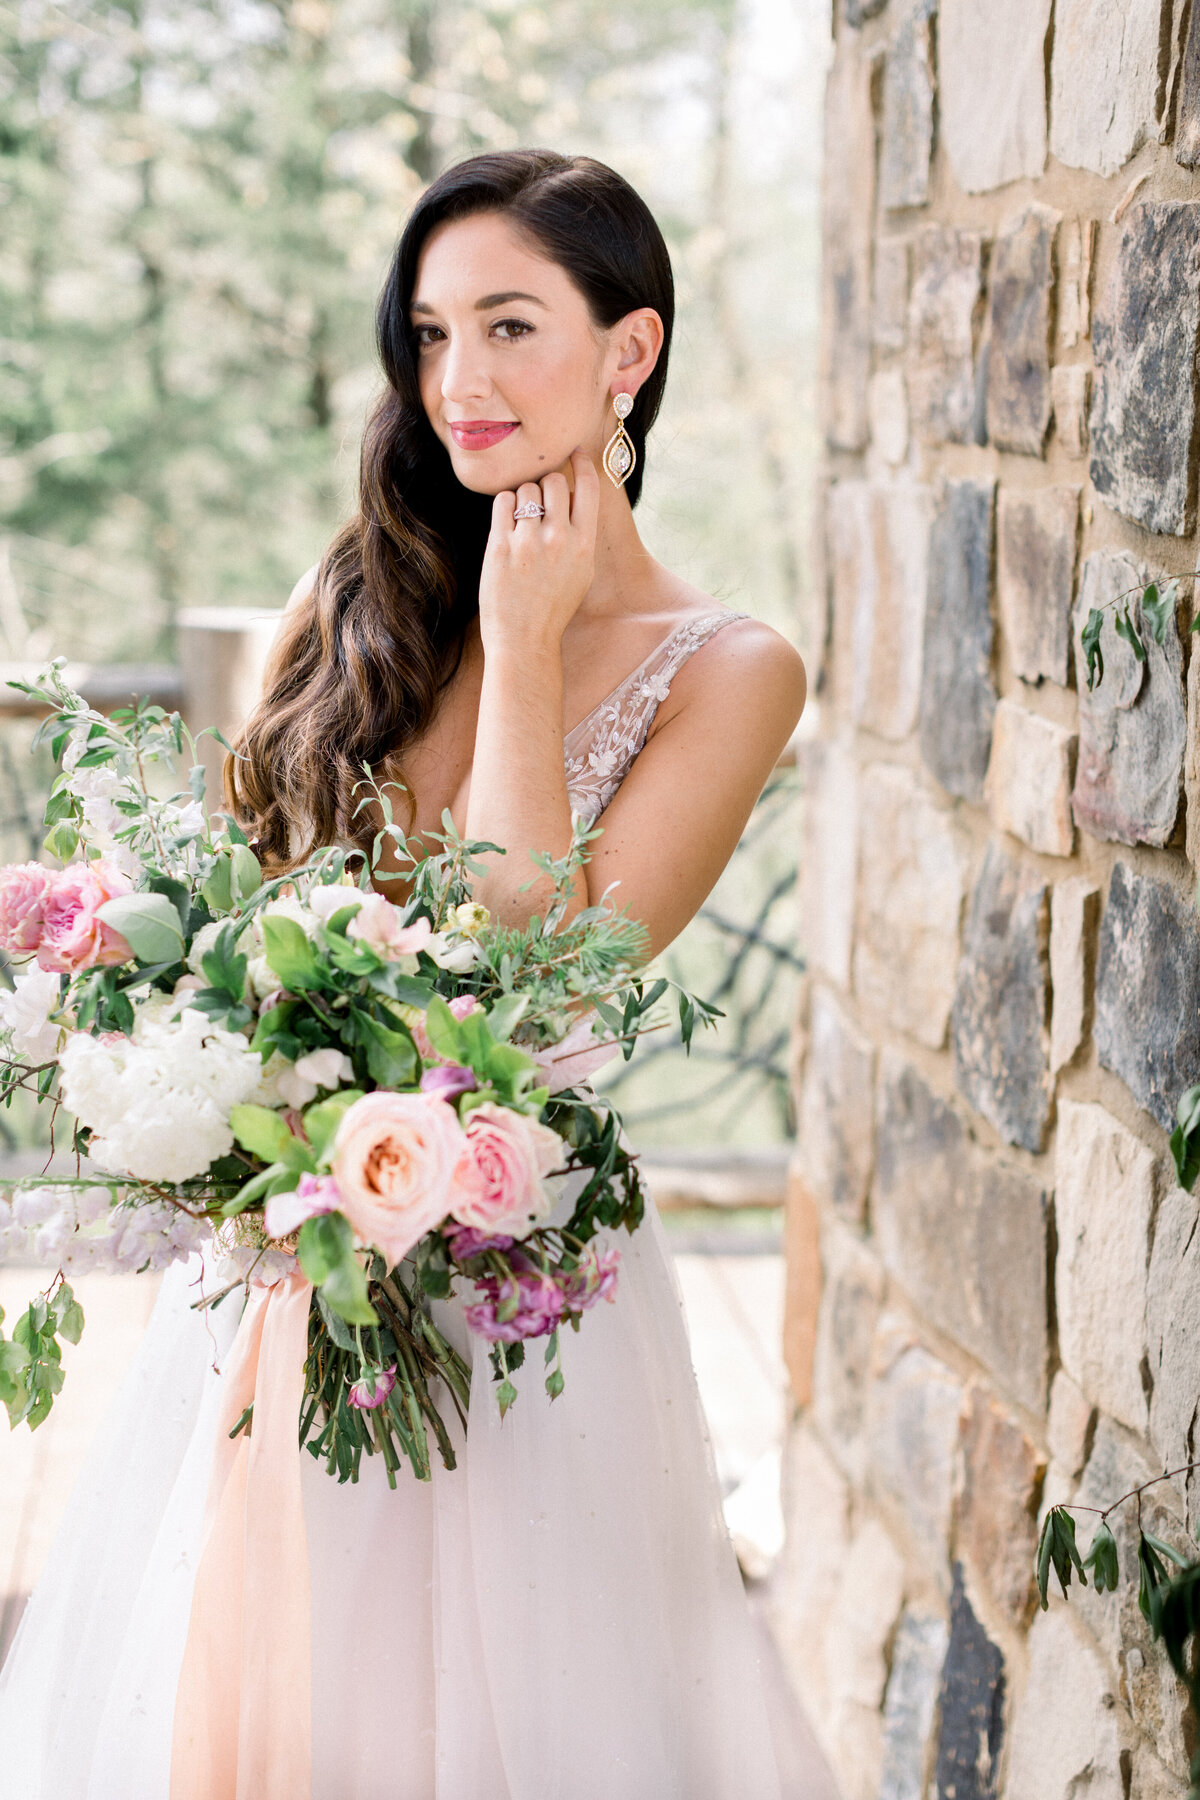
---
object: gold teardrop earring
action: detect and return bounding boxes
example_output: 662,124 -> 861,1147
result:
602,391 -> 636,488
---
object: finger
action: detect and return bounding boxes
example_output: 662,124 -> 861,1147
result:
541,470 -> 570,526
513,480 -> 545,524
569,450 -> 600,537
492,490 -> 516,536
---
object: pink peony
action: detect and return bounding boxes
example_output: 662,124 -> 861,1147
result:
449,1102 -> 565,1239
0,863 -> 54,957
409,993 -> 480,1064
347,1364 -> 397,1410
37,862 -> 132,973
330,1090 -> 468,1268
347,897 -> 433,961
465,1263 -> 568,1343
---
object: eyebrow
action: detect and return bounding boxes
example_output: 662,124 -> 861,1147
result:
409,290 -> 549,316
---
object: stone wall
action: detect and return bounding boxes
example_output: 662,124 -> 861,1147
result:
777,4 -> 1200,1796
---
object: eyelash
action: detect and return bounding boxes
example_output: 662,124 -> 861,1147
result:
412,318 -> 535,349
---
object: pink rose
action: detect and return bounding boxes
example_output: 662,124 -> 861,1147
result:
347,1364 -> 397,1410
347,897 -> 433,961
450,1102 -> 565,1239
410,993 -> 480,1063
330,1090 -> 468,1268
37,862 -> 132,974
0,862 -> 54,956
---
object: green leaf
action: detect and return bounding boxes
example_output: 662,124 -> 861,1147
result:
1115,606 -> 1147,663
1171,1119 -> 1200,1194
1083,1521 -> 1120,1594
1139,1532 -> 1172,1626
230,844 -> 262,905
423,993 -> 465,1061
200,922 -> 248,1004
315,1289 -> 358,1351
1142,580 -> 1177,646
484,993 -> 529,1041
96,892 -> 184,966
44,820 -> 79,862
222,1161 -> 295,1215
1081,607 -> 1105,692
496,1378 -> 518,1418
297,1212 -> 376,1325
260,916 -> 324,991
228,1104 -> 315,1172
52,1282 -> 84,1346
303,1089 -> 365,1164
354,1012 -> 420,1088
1142,1530 -> 1193,1571
545,1368 -> 564,1400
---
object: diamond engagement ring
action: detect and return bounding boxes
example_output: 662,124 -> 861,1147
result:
513,501 -> 546,519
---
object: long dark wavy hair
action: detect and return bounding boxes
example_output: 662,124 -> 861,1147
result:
229,148 -> 676,869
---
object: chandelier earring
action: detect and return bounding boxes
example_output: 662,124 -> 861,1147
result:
602,391 -> 636,489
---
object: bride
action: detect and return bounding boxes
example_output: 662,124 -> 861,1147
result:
0,149 -> 805,1799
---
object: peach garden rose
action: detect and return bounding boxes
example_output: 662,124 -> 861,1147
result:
330,1089 -> 469,1269
36,861 -> 133,974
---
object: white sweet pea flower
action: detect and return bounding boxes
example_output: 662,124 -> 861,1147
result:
186,920 -> 224,979
272,1047 -> 354,1109
0,966 -> 66,1063
261,895 -> 319,938
426,932 -> 479,974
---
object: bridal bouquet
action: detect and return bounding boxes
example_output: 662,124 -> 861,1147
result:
0,661 -> 716,1486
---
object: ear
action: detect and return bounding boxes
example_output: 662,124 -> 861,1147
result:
609,308 -> 665,401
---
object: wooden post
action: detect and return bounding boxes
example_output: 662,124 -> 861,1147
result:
177,608 -> 284,817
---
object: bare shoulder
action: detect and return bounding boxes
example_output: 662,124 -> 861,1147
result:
284,563 -> 320,616
672,609 -> 807,737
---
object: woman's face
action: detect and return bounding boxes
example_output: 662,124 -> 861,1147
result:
410,212 -> 641,494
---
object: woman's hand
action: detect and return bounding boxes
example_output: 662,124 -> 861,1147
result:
477,449 -> 600,659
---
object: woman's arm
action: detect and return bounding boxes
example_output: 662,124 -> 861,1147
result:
463,453 -> 599,924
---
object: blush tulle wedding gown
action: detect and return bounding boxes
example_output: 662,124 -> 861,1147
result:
0,609 -> 784,1799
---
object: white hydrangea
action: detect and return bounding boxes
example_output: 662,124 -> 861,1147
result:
59,1002 -> 264,1182
0,966 -> 66,1064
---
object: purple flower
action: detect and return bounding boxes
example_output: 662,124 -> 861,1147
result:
419,1061 -> 477,1101
561,1244 -> 621,1311
464,1268 -> 568,1343
444,1224 -> 515,1262
263,1171 -> 341,1242
347,1364 -> 397,1410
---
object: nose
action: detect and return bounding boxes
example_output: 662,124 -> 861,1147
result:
440,334 -> 493,408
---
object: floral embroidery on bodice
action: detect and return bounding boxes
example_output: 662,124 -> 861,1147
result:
563,609 -> 749,825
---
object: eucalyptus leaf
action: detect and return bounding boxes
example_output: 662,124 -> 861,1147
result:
96,892 -> 184,965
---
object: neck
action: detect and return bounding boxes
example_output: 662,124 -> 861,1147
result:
553,452 -> 659,621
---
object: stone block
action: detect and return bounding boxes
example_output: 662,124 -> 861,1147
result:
1090,203 -> 1200,538
1050,365 -> 1090,458
1072,552 -> 1186,848
873,1052 -> 1050,1411
939,0 -> 1049,193
800,985 -> 875,1224
1073,1417 -> 1191,1775
985,204 -> 1058,456
867,1315 -> 964,1580
822,44 -> 876,451
813,1223 -> 886,1484
878,1610 -> 949,1800
800,737 -> 859,990
934,1565 -> 1006,1800
822,1518 -> 907,1800
783,1164 -> 821,1408
1056,217 -> 1096,349
1003,1607 -> 1127,1800
907,229 -> 985,446
955,1387 -> 1046,1628
1046,1369 -> 1094,1478
873,237 -> 911,352
984,700 -> 1076,859
1055,1099 -> 1154,1433
879,0 -> 936,212
951,840 -> 1052,1152
1050,0 -> 1167,177
919,479 -> 997,804
1131,1747 -> 1184,1800
1177,0 -> 1200,170
1094,861 -> 1200,1131
1185,643 -> 1200,873
828,480 -> 931,740
1146,1182 -> 1200,1493
996,485 -> 1078,688
1049,876 -> 1100,1075
868,368 -> 908,466
853,763 -> 966,1049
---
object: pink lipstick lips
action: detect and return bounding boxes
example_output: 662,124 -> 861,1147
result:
449,420 -> 519,451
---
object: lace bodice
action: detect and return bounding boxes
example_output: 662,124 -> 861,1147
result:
563,608 -> 749,825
